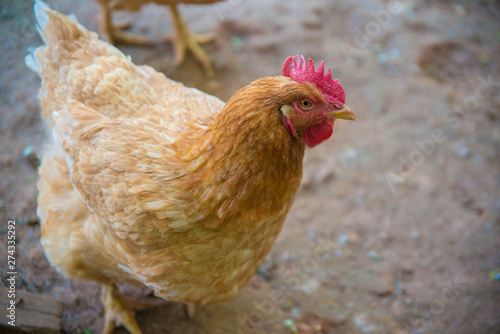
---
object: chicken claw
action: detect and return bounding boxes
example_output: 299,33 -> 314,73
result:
100,3 -> 155,46
109,27 -> 156,45
167,4 -> 215,76
101,285 -> 145,334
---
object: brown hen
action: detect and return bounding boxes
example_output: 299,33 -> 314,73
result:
26,1 -> 355,333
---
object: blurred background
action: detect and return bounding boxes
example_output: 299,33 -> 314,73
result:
0,0 -> 499,333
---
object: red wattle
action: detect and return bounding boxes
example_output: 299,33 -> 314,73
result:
304,117 -> 334,147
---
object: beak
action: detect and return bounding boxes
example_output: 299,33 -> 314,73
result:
325,105 -> 356,121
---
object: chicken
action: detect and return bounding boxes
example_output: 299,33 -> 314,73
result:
97,0 -> 222,75
26,1 -> 355,333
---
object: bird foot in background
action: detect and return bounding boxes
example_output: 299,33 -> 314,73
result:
111,28 -> 156,46
165,30 -> 215,77
166,5 -> 215,76
100,3 -> 155,46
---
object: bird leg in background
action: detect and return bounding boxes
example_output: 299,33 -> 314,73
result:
166,4 -> 215,76
100,2 -> 155,45
184,303 -> 196,319
101,285 -> 167,334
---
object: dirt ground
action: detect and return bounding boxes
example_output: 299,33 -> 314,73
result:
1,0 -> 499,333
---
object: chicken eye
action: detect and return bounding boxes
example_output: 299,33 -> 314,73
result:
300,99 -> 314,110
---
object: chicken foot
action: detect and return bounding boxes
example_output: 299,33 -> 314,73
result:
99,3 -> 214,75
101,285 -> 167,334
100,3 -> 155,46
184,302 -> 196,319
101,285 -> 197,333
166,4 -> 215,76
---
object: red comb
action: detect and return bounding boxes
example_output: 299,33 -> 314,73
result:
282,55 -> 345,105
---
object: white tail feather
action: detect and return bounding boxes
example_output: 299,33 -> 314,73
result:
26,1 -> 51,72
34,0 -> 50,42
68,13 -> 79,23
25,53 -> 40,73
34,0 -> 50,28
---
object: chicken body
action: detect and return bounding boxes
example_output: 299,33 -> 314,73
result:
97,0 -> 222,74
34,11 -> 297,304
28,2 -> 354,333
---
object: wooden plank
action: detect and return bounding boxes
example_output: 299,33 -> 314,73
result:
0,286 -> 61,333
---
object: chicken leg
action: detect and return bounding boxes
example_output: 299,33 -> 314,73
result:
99,2 -> 215,75
167,4 -> 215,76
100,3 -> 155,45
101,285 -> 195,334
184,302 -> 196,319
101,285 -> 143,334
101,284 -> 171,334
